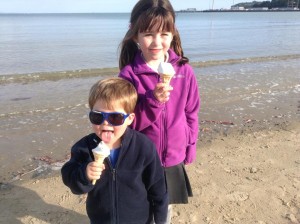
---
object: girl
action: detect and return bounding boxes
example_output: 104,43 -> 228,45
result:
118,0 -> 200,222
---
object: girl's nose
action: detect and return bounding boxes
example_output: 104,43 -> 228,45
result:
152,35 -> 162,45
152,39 -> 161,47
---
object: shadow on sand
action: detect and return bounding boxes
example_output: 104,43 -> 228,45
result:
0,183 -> 88,224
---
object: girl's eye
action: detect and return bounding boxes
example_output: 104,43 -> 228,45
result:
162,33 -> 171,37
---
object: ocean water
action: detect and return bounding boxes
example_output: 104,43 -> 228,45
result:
0,12 -> 300,76
1,12 -> 300,181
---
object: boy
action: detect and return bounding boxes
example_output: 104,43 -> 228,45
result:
61,77 -> 168,224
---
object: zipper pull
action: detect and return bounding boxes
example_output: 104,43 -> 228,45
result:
112,169 -> 116,181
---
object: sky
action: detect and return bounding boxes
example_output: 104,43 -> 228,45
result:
0,0 -> 235,13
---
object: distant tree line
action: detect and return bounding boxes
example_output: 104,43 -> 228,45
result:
236,0 -> 299,8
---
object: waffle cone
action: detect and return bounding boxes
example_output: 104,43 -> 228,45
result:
92,153 -> 107,185
161,74 -> 173,85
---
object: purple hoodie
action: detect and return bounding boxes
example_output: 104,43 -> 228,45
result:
119,49 -> 200,167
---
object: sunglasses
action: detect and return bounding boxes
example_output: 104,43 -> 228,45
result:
89,111 -> 130,126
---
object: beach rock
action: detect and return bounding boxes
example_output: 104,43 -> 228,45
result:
285,213 -> 299,223
250,167 -> 258,173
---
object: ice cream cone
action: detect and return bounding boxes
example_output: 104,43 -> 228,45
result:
161,74 -> 173,85
92,141 -> 110,185
92,154 -> 107,185
158,62 -> 175,86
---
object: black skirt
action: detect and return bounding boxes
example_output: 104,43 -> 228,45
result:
164,163 -> 193,204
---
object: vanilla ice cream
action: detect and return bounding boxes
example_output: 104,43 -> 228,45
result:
158,62 -> 175,86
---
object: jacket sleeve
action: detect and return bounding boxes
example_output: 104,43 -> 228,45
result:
119,69 -> 165,131
61,137 -> 95,194
184,69 -> 200,164
143,144 -> 168,223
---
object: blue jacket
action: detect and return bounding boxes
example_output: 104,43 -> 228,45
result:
119,49 -> 200,167
61,128 -> 168,224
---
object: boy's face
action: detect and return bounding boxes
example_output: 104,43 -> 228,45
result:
91,100 -> 134,149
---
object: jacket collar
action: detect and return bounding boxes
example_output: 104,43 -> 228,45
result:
132,49 -> 180,75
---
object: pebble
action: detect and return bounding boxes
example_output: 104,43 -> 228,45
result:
250,167 -> 258,173
286,213 -> 299,223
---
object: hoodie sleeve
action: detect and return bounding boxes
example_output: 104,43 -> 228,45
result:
61,135 -> 95,194
184,68 -> 200,165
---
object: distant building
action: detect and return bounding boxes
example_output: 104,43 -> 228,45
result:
248,7 -> 269,10
186,8 -> 197,11
231,6 -> 245,10
178,8 -> 199,12
178,8 -> 197,12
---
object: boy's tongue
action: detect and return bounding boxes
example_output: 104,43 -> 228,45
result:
101,130 -> 113,142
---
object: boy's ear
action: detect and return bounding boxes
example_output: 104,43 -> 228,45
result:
126,113 -> 135,125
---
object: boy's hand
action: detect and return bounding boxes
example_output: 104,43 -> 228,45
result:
153,83 -> 173,103
86,162 -> 105,182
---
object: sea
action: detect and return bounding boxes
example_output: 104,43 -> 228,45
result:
1,12 -> 300,181
0,11 -> 300,77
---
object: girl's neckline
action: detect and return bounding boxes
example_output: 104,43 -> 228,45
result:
141,52 -> 169,73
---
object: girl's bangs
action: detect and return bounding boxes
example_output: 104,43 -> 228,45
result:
138,13 -> 175,33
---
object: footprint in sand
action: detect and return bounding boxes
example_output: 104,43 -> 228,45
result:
226,191 -> 249,201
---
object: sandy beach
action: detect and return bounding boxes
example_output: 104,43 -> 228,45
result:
1,124 -> 299,224
1,58 -> 300,223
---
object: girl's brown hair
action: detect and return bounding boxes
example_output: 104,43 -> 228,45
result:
119,0 -> 189,70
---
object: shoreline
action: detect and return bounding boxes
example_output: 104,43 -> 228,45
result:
1,54 -> 300,84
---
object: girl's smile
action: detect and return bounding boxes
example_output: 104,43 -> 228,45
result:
149,48 -> 163,54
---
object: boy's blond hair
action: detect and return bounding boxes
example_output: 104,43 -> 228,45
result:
89,77 -> 137,114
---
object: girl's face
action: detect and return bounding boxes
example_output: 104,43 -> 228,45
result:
91,100 -> 134,149
136,30 -> 173,67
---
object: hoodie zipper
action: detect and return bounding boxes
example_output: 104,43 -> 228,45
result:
107,158 -> 117,224
112,168 -> 118,223
161,106 -> 168,166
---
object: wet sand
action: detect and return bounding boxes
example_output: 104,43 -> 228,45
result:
0,58 -> 300,223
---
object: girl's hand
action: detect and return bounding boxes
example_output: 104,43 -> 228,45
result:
86,161 -> 105,182
153,83 -> 173,103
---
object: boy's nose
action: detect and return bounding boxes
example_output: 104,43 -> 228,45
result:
102,119 -> 110,125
